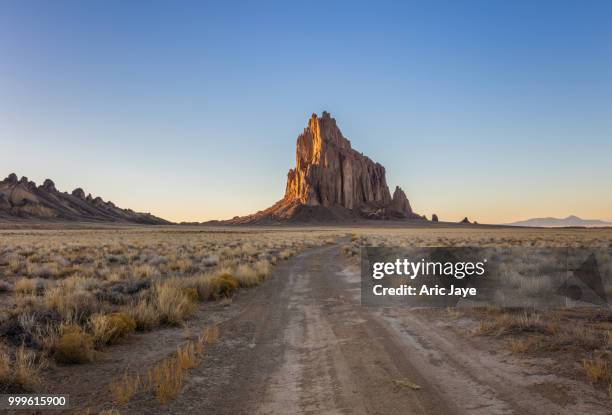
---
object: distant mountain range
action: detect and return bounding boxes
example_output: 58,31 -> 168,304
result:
507,215 -> 612,228
0,173 -> 170,224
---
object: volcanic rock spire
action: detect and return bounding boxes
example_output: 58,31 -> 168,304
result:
231,112 -> 420,223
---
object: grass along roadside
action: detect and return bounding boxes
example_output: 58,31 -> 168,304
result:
109,325 -> 220,406
461,307 -> 612,397
0,228 -> 335,394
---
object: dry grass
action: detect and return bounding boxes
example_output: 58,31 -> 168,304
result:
14,278 -> 40,295
13,345 -> 43,389
110,325 -> 219,406
176,343 -> 198,370
235,264 -> 259,287
205,274 -> 239,300
125,298 -> 159,331
154,281 -> 197,325
467,306 -> 612,395
477,312 -> 548,336
2,226 -> 608,406
0,349 -> 10,386
44,284 -> 99,322
133,264 -> 158,279
110,371 -> 141,405
54,324 -> 95,364
508,338 -> 543,354
0,345 -> 44,391
149,355 -> 183,404
583,358 -> 611,384
90,313 -> 136,346
202,325 -> 219,344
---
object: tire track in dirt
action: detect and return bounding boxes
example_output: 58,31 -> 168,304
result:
94,243 -> 610,414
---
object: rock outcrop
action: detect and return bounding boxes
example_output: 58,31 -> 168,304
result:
0,174 -> 170,224
230,112 -> 421,223
431,214 -> 439,222
391,186 -> 413,217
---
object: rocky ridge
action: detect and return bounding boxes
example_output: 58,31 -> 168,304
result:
0,173 -> 169,224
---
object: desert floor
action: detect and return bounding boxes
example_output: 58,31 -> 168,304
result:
0,225 -> 610,414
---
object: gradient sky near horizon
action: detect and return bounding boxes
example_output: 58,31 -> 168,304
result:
1,1 -> 611,223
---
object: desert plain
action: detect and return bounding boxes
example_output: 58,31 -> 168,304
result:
0,223 -> 610,414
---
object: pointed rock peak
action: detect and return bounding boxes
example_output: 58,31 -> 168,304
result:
41,179 -> 57,192
460,217 -> 471,224
19,176 -> 29,184
4,173 -> 18,184
391,186 -> 413,216
232,112 -> 423,223
392,186 -> 406,198
72,188 -> 86,199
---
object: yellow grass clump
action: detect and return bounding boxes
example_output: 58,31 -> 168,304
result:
110,371 -> 141,405
125,298 -> 160,331
14,278 -> 40,295
0,345 -> 44,391
207,274 -> 239,300
583,358 -> 610,384
54,324 -> 94,364
90,313 -> 137,346
235,264 -> 259,287
154,282 -> 197,325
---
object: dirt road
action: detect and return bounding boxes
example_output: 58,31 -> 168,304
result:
123,244 -> 609,415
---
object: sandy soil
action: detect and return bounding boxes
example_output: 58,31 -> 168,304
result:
22,243 -> 610,414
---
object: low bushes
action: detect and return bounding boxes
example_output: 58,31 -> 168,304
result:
14,278 -> 41,295
90,313 -> 136,346
126,298 -> 159,331
207,274 -> 238,300
235,265 -> 259,287
0,345 -> 43,391
44,286 -> 99,323
154,282 -> 196,325
54,324 -> 94,364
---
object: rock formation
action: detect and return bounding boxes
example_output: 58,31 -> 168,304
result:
431,214 -> 439,222
230,111 -> 421,223
391,186 -> 413,217
0,174 -> 169,224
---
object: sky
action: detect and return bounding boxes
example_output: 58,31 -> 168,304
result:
1,0 -> 611,223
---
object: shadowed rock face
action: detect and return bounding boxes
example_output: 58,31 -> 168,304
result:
230,112 -> 421,223
0,174 -> 170,224
391,186 -> 413,217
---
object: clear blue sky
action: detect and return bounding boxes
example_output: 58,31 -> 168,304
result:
1,0 -> 611,223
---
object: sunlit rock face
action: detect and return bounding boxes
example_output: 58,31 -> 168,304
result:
284,111 -> 392,210
231,111 -> 421,223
